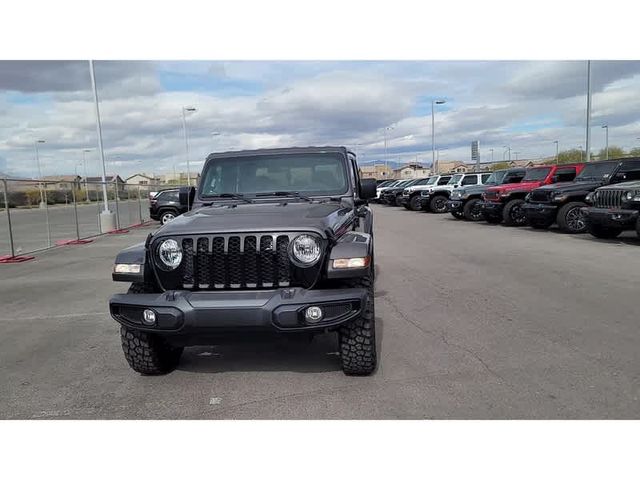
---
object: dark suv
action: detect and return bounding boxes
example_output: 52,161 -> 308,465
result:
109,147 -> 378,376
149,189 -> 190,225
446,168 -> 525,221
523,158 -> 640,233
583,158 -> 640,239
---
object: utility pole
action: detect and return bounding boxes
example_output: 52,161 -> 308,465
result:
554,140 -> 559,164
585,60 -> 592,162
431,99 -> 446,174
89,60 -> 116,232
602,125 -> 609,161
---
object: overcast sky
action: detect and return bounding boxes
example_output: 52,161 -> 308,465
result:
1,60 -> 639,178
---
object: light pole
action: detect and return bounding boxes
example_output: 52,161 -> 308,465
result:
513,151 -> 520,161
503,146 -> 511,162
585,60 -> 592,162
182,106 -> 197,186
578,145 -> 584,162
384,126 -> 394,176
431,99 -> 446,173
554,140 -> 559,164
34,139 -> 46,208
82,148 -> 91,202
489,148 -> 494,163
89,60 -> 116,233
602,125 -> 609,161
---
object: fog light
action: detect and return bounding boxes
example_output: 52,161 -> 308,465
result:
142,309 -> 157,325
305,306 -> 324,323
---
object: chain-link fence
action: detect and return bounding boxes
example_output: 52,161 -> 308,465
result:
0,178 -> 189,258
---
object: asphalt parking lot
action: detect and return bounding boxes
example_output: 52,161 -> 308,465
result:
1,204 -> 639,419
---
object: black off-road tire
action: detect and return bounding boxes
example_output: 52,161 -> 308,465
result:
429,194 -> 448,213
636,217 -> 640,239
403,203 -> 412,210
394,195 -> 404,207
587,223 -> 623,239
463,198 -> 484,221
503,199 -> 527,226
338,274 -> 377,376
557,201 -> 588,234
409,195 -> 422,211
120,326 -> 183,375
121,283 -> 183,375
450,210 -> 464,219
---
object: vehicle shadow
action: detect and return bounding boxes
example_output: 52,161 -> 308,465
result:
177,333 -> 342,374
176,313 -> 385,375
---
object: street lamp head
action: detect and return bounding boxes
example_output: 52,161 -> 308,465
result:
435,100 -> 446,105
36,140 -> 45,144
183,106 -> 197,113
602,124 -> 608,129
211,131 -> 221,136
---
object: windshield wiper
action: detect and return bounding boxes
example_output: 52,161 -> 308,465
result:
201,193 -> 253,204
255,191 -> 312,202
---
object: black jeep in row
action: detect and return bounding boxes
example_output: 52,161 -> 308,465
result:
524,158 -> 640,234
109,147 -> 379,376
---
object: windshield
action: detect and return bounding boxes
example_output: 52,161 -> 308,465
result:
413,177 -> 431,186
575,161 -> 617,181
426,177 -> 438,185
447,174 -> 463,185
485,171 -> 505,185
199,153 -> 348,197
522,167 -> 551,182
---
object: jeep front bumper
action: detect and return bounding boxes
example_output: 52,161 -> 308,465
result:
109,287 -> 366,335
480,200 -> 504,216
582,207 -> 638,229
522,202 -> 557,222
445,199 -> 464,213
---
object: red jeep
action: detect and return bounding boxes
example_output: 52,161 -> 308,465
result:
481,163 -> 585,226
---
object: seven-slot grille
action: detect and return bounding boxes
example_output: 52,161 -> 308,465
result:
529,190 -> 551,202
155,233 -> 307,290
593,189 -> 624,209
483,190 -> 500,201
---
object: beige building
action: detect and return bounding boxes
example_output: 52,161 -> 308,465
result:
436,161 -> 471,174
125,174 -> 158,186
359,164 -> 394,180
41,175 -> 82,189
392,163 -> 431,179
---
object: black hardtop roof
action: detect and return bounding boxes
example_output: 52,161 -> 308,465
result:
205,146 -> 350,162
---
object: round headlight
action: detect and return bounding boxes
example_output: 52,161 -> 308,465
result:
290,234 -> 321,266
158,239 -> 182,269
625,191 -> 634,201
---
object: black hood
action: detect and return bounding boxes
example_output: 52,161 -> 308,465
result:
458,184 -> 494,196
599,180 -> 640,191
153,201 -> 354,238
535,179 -> 604,194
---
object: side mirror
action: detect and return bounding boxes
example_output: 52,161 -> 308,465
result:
359,178 -> 377,200
179,186 -> 196,208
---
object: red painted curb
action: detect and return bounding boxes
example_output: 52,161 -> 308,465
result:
55,239 -> 95,246
0,255 -> 35,263
107,229 -> 130,234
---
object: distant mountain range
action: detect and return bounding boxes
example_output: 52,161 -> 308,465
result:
356,159 -> 432,170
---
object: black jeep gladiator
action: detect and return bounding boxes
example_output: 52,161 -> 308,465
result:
583,178 -> 640,239
109,147 -> 378,376
523,158 -> 640,234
